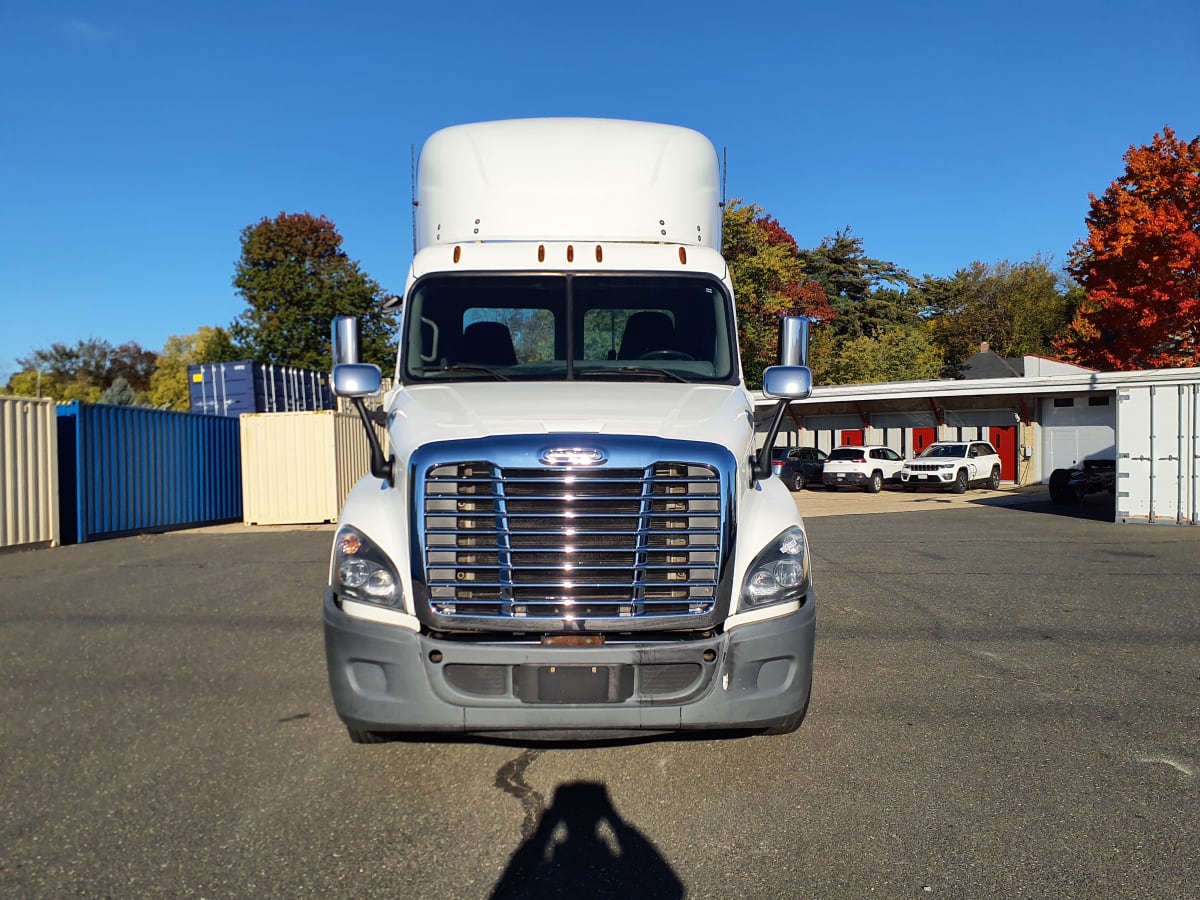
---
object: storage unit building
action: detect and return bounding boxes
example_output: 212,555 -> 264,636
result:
56,402 -> 242,543
0,396 -> 59,549
188,361 -> 334,417
239,411 -> 380,525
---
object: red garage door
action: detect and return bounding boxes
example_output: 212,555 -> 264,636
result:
911,427 -> 937,455
989,425 -> 1018,481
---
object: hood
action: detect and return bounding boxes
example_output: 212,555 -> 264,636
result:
387,381 -> 755,459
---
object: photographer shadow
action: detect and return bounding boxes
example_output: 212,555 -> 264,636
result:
490,781 -> 685,899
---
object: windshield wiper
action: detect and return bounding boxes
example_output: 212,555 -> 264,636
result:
422,365 -> 512,382
577,366 -> 690,384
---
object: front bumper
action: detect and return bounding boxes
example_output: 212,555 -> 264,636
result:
324,589 -> 815,738
900,470 -> 955,484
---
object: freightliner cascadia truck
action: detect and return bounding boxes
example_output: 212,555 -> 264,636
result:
325,117 -> 815,742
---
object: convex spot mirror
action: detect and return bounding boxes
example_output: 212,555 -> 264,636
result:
762,365 -> 813,401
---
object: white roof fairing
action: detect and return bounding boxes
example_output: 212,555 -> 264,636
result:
414,118 -> 723,251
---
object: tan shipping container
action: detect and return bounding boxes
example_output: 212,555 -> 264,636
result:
0,397 -> 60,549
240,410 -> 382,525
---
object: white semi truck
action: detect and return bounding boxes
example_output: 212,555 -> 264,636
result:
325,117 -> 816,741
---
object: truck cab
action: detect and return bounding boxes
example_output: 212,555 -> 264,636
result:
324,118 -> 815,741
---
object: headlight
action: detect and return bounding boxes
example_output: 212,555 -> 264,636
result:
332,526 -> 403,608
740,526 -> 811,610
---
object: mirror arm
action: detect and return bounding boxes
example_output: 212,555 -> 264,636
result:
352,396 -> 394,485
751,398 -> 790,487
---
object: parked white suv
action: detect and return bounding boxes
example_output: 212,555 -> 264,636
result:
900,441 -> 1002,493
821,445 -> 904,493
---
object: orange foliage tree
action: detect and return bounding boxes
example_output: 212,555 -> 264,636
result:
1056,127 -> 1200,369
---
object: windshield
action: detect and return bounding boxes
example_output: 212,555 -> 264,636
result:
828,448 -> 865,461
918,443 -> 967,458
401,273 -> 738,384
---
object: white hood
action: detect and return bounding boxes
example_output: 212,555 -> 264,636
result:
387,381 -> 755,459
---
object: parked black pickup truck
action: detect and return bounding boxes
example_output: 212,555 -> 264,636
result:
1049,458 -> 1116,504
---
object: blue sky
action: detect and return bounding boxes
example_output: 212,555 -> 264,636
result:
2,1 -> 1197,381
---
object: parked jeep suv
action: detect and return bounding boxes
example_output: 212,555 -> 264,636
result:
821,445 -> 904,493
900,441 -> 1002,493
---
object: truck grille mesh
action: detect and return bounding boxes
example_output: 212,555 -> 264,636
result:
422,461 -> 722,625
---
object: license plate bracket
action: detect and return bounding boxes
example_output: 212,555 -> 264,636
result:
515,665 -> 633,704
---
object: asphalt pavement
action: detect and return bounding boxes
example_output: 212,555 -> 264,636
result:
1,494 -> 1197,898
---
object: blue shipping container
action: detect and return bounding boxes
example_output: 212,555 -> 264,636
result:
187,361 -> 334,417
56,402 -> 242,544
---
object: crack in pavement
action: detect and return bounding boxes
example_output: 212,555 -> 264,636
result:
494,749 -> 545,839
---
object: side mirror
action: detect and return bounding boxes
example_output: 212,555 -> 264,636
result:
762,365 -> 813,401
330,314 -> 382,398
330,316 -> 392,484
331,363 -> 382,398
751,317 -> 816,485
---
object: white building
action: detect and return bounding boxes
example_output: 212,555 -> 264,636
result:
758,350 -> 1200,526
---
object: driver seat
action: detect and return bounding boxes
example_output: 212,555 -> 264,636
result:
618,311 -> 675,360
459,321 -> 517,366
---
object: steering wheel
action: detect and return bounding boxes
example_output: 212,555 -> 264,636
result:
638,349 -> 695,361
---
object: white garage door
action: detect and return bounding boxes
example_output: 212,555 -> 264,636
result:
1041,395 -> 1116,473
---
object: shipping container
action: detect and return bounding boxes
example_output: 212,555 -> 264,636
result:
0,397 -> 60,549
57,402 -> 242,543
240,411 -> 381,525
1116,381 -> 1200,525
188,361 -> 334,417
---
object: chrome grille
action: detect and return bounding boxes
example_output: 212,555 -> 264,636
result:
906,462 -> 950,472
422,458 -> 723,628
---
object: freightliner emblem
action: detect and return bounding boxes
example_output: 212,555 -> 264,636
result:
540,447 -> 607,466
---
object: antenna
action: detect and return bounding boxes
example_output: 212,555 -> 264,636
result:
410,143 -> 417,255
720,146 -> 727,209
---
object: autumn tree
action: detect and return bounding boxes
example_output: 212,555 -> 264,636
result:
921,256 -> 1076,368
1055,126 -> 1200,369
722,200 -> 834,389
230,212 -> 397,370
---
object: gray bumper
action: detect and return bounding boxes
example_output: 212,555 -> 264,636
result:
324,590 -> 815,737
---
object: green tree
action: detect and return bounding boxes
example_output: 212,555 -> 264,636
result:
818,325 -> 945,385
722,200 -> 834,389
99,375 -> 138,406
790,227 -> 941,384
230,212 -> 396,370
798,227 -> 918,340
146,326 -> 243,410
5,338 -> 156,401
922,257 -> 1075,367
